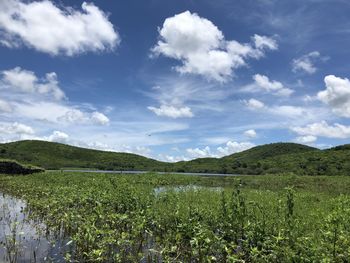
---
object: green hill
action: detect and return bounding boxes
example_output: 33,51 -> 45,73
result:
1,140 -> 350,175
0,140 -> 169,170
172,143 -> 319,174
224,143 -> 318,161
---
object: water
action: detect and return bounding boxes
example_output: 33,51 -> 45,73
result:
0,192 -> 71,263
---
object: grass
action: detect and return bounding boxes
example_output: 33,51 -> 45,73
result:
0,172 -> 350,262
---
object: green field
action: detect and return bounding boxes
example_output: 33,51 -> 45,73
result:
1,172 -> 350,262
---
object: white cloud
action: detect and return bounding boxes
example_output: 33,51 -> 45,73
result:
57,108 -> 86,124
217,141 -> 255,156
47,130 -> 69,143
2,67 -> 65,100
317,75 -> 350,117
269,105 -> 305,118
158,154 -> 187,162
2,67 -> 36,92
0,99 -> 12,112
244,129 -> 257,138
186,146 -> 212,158
0,0 -> 119,55
253,74 -> 293,97
245,98 -> 265,110
14,98 -> 109,127
292,121 -> 350,139
244,97 -> 329,123
0,67 -> 110,126
0,122 -> 34,135
303,94 -> 316,103
148,104 -> 194,118
253,34 -> 278,50
21,103 -> 110,126
91,111 -> 110,125
294,135 -> 317,144
292,51 -> 323,74
151,11 -> 277,82
145,76 -> 232,116
185,141 -> 255,159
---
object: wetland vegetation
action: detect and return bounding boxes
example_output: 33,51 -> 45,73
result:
0,172 -> 350,262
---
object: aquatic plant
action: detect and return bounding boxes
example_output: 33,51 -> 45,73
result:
0,172 -> 350,262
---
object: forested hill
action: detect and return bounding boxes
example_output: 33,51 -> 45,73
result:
1,140 -> 350,175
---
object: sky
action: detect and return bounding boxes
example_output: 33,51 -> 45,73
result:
1,0 -> 350,161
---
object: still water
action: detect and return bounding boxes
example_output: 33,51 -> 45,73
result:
0,192 -> 71,263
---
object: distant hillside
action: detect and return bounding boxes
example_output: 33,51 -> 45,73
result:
1,140 -> 350,176
224,143 -> 318,161
172,143 -> 319,174
0,140 -> 169,170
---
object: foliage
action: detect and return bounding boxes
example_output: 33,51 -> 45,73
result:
0,172 -> 350,262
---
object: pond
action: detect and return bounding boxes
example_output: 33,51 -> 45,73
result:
0,192 -> 71,263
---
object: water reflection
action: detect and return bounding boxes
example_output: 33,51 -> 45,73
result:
0,192 -> 71,263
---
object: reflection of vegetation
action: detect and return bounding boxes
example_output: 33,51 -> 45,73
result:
1,172 -> 350,261
2,214 -> 20,263
0,193 -> 71,262
3,140 -> 350,175
1,195 -> 28,263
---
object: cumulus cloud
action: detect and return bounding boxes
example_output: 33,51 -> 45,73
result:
46,106 -> 109,125
91,112 -> 110,125
1,67 -> 65,100
294,135 -> 317,144
244,129 -> 257,138
0,0 -> 119,55
217,141 -> 255,156
253,74 -> 293,97
0,122 -> 34,135
245,98 -> 265,110
148,104 -> 194,118
0,67 -> 110,126
186,141 -> 255,159
158,154 -> 187,163
244,95 -> 327,121
292,51 -> 323,74
47,130 -> 69,143
317,75 -> 350,117
186,146 -> 212,158
151,11 -> 277,82
253,34 -> 278,50
292,121 -> 350,139
56,109 -> 86,124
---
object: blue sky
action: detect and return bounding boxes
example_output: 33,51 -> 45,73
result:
1,0 -> 350,161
